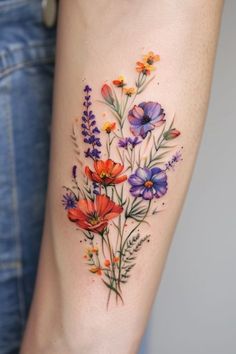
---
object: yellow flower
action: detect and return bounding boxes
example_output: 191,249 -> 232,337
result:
123,87 -> 136,97
84,246 -> 99,259
102,121 -> 116,134
143,51 -> 160,65
136,61 -> 155,76
84,248 -> 93,258
112,75 -> 126,87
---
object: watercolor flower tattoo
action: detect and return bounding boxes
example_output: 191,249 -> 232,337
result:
128,102 -> 165,138
62,51 -> 183,307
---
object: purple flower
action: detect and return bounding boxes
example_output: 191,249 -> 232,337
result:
81,85 -> 101,160
118,137 -> 141,149
128,167 -> 168,200
128,137 -> 141,148
62,193 -> 77,209
118,138 -> 129,149
128,102 -> 165,139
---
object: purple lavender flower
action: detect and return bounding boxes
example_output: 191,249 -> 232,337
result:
118,138 -> 129,149
84,85 -> 92,93
62,193 -> 77,209
128,102 -> 165,139
85,148 -> 101,159
82,85 -> 101,160
128,137 -> 142,148
128,167 -> 168,200
165,151 -> 183,171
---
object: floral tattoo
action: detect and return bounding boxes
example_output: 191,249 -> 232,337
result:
62,51 -> 183,307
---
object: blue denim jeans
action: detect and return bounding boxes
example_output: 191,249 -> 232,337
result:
0,1 -> 56,353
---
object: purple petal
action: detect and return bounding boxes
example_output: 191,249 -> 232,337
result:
152,171 -> 167,184
143,102 -> 161,119
138,102 -> 146,110
154,184 -> 168,198
143,188 -> 154,200
151,167 -> 162,176
130,126 -> 141,137
136,167 -> 151,181
128,174 -> 144,186
128,114 -> 142,126
151,112 -> 165,125
130,186 -> 145,197
139,123 -> 154,138
130,105 -> 144,119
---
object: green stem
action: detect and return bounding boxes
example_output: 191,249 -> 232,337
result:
118,200 -> 151,289
146,137 -> 165,168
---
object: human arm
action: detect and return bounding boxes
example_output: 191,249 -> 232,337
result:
21,1 -> 224,353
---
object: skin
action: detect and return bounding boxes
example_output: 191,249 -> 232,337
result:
20,1 -> 224,353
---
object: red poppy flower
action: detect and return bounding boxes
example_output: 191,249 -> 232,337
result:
85,159 -> 127,186
68,194 -> 123,234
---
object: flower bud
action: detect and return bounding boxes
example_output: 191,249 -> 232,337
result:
101,84 -> 114,105
163,128 -> 180,140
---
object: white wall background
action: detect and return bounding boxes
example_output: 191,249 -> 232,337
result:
140,1 -> 236,353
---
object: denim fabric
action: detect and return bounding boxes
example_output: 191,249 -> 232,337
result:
0,1 -> 56,353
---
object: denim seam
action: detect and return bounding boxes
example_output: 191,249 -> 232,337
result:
0,40 -> 55,56
0,261 -> 22,270
6,76 -> 26,328
0,57 -> 55,79
0,40 -> 55,78
0,0 -> 31,11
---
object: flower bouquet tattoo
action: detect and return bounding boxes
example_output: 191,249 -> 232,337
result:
62,52 -> 182,307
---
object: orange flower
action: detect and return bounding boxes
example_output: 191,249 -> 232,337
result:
91,246 -> 99,254
136,61 -> 155,75
85,159 -> 127,186
143,51 -> 160,65
112,75 -> 126,87
83,247 -> 98,260
90,267 -> 102,275
104,259 -> 111,267
112,256 -> 119,263
123,87 -> 136,97
68,194 -> 123,234
102,121 -> 116,134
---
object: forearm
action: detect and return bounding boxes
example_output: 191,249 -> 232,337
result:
21,1 -> 223,353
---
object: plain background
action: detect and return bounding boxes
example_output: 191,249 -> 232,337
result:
140,1 -> 236,353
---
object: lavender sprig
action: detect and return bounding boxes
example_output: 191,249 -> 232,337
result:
82,85 -> 101,160
165,150 -> 183,171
